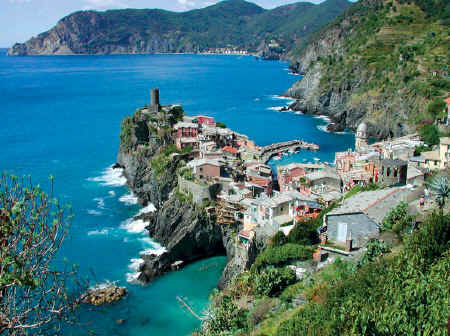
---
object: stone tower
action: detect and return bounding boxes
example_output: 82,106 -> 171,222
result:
355,122 -> 368,152
150,88 -> 160,113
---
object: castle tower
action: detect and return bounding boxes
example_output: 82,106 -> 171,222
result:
355,122 -> 368,152
150,88 -> 160,113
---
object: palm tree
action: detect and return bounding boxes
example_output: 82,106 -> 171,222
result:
430,175 -> 449,210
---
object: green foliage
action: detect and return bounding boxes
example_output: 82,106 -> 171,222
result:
265,212 -> 450,336
252,267 -> 297,297
0,174 -> 81,334
419,124 -> 440,146
357,238 -> 391,268
119,116 -> 134,151
429,175 -> 450,210
247,298 -> 279,328
413,144 -> 430,156
252,244 -> 314,271
427,98 -> 447,117
344,183 -> 379,199
280,281 -> 304,302
215,121 -> 227,128
204,294 -> 248,335
381,201 -> 415,236
270,231 -> 287,247
286,219 -> 319,245
168,106 -> 184,126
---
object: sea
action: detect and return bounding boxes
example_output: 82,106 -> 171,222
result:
0,50 -> 354,335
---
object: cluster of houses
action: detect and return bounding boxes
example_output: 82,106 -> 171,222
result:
147,90 -> 447,252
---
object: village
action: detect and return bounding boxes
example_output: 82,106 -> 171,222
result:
145,89 -> 449,260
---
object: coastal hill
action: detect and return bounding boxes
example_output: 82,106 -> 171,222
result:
285,0 -> 450,138
7,0 -> 351,57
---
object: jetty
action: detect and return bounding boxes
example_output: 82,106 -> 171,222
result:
260,140 -> 320,163
177,296 -> 203,321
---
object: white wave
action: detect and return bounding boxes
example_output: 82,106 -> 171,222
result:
314,115 -> 331,123
139,237 -> 167,255
87,228 -> 110,236
87,166 -> 126,187
119,192 -> 138,205
88,280 -> 117,291
108,190 -> 116,197
120,218 -> 148,234
87,210 -> 102,216
294,111 -> 303,115
138,203 -> 156,215
288,72 -> 301,76
254,98 -> 260,101
126,258 -> 144,283
93,197 -> 105,209
267,106 -> 286,112
317,125 -> 330,133
270,95 -> 295,104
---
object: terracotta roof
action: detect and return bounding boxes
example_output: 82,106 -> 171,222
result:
223,146 -> 238,154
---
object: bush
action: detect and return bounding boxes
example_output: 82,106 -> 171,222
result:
418,123 -> 440,146
252,267 -> 297,297
247,298 -> 278,327
216,121 -> 227,128
286,220 -> 319,245
381,201 -> 415,236
427,98 -> 447,118
270,231 -> 287,247
280,281 -> 304,302
252,244 -> 315,271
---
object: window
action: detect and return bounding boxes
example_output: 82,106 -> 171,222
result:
394,168 -> 398,177
199,175 -> 204,179
199,167 -> 203,172
387,167 -> 391,176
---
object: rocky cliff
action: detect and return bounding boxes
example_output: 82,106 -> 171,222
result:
285,0 -> 450,138
7,0 -> 351,57
116,107 -> 263,287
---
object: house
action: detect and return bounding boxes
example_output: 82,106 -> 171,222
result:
439,137 -> 450,168
325,187 -> 410,248
222,146 -> 238,158
277,163 -> 324,192
173,122 -> 199,150
193,115 -> 215,127
423,149 -> 441,170
378,159 -> 408,186
303,167 -> 341,193
187,159 -> 223,182
243,191 -> 319,232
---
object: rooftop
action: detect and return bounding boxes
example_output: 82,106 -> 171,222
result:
440,137 -> 450,145
381,159 -> 408,166
174,122 -> 198,129
305,168 -> 340,181
422,150 -> 440,161
328,187 -> 409,224
223,146 -> 238,154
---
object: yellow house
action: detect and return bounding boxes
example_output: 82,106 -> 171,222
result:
422,137 -> 450,170
439,137 -> 450,168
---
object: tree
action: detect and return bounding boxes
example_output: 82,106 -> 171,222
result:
418,123 -> 440,146
381,201 -> 415,236
430,175 -> 449,210
0,174 -> 82,335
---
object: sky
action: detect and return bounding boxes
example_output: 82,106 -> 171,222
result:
0,0 -> 325,47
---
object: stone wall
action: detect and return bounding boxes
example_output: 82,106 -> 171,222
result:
178,176 -> 222,204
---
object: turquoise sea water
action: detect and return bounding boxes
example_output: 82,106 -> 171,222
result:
0,51 -> 354,335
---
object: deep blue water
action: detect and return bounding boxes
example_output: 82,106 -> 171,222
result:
0,51 -> 354,335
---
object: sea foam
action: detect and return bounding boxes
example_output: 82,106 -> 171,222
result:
88,166 -> 126,187
120,219 -> 148,234
119,192 -> 138,205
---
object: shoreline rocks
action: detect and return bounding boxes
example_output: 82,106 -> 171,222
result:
82,285 -> 127,306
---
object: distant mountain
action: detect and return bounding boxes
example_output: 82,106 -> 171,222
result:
286,0 -> 450,137
8,0 -> 351,57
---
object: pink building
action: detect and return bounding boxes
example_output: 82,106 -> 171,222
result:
188,159 -> 222,182
173,122 -> 199,150
193,115 -> 215,127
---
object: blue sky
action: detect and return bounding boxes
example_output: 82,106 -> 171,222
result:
0,0 -> 325,47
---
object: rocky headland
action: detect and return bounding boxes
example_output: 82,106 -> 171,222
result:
116,105 -> 267,288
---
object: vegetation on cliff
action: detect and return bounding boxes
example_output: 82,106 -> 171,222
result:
8,0 -> 351,57
197,208 -> 449,336
288,0 -> 449,137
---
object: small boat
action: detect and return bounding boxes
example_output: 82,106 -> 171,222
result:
274,156 -> 282,161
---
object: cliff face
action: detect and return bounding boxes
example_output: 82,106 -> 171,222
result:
7,0 -> 351,57
285,0 -> 450,138
116,108 -> 260,287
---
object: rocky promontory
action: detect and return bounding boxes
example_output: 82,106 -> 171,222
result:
116,104 -> 262,287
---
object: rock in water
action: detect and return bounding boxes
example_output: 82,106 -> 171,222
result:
82,284 -> 128,306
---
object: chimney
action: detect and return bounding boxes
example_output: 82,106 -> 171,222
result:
346,232 -> 353,252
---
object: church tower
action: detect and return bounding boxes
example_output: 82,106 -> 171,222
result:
355,122 -> 368,152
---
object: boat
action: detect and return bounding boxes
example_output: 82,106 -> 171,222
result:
274,156 -> 282,161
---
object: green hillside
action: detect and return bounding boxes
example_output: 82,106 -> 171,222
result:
8,0 -> 351,56
287,0 -> 450,136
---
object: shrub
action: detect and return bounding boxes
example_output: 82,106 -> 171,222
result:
216,121 -> 227,128
418,123 -> 440,146
286,219 -> 319,245
381,201 -> 415,236
280,281 -> 304,302
252,267 -> 297,297
247,298 -> 278,327
252,244 -> 315,271
427,98 -> 447,117
270,231 -> 287,247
